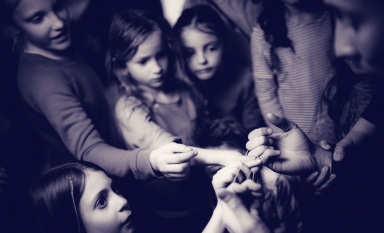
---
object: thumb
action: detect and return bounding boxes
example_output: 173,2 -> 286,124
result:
266,113 -> 298,132
217,188 -> 245,210
334,138 -> 354,162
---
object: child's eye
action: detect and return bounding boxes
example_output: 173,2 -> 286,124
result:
208,46 -> 217,52
96,197 -> 107,209
184,49 -> 194,57
30,15 -> 44,24
137,59 -> 148,65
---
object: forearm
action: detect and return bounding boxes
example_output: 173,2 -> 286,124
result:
189,147 -> 241,166
202,204 -> 225,233
313,144 -> 333,173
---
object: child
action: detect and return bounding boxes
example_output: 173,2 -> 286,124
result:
252,0 -> 335,143
0,0 -> 199,182
173,5 -> 264,134
30,160 -> 265,233
106,10 -> 253,233
200,117 -> 302,233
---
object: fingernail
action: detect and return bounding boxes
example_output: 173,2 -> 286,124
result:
335,154 -> 343,161
267,128 -> 272,134
268,138 -> 273,144
323,167 -> 328,172
275,150 -> 280,154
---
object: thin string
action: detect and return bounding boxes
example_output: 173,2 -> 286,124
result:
69,178 -> 81,233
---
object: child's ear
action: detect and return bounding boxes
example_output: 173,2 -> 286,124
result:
113,67 -> 129,80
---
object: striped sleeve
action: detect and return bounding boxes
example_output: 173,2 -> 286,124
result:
251,25 -> 284,133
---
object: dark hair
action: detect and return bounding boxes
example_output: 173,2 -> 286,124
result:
29,161 -> 107,233
257,0 -> 294,74
257,0 -> 325,73
173,5 -> 228,118
106,10 -> 197,109
0,0 -> 23,50
195,117 -> 247,150
323,59 -> 377,140
173,5 -> 227,47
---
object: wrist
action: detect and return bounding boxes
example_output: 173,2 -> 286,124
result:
313,144 -> 333,172
149,150 -> 159,173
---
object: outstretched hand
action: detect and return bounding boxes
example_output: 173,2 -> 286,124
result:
150,143 -> 197,181
247,113 -> 333,175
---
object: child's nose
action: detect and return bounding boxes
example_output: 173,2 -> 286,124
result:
197,52 -> 208,65
116,194 -> 129,212
334,22 -> 358,60
151,59 -> 163,74
51,12 -> 65,30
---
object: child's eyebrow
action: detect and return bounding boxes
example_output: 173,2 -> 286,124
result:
23,11 -> 45,21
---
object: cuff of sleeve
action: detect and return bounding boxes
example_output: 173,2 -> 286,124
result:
133,149 -> 163,180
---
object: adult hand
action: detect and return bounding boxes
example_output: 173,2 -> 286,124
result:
333,118 -> 378,162
247,113 -> 332,175
303,140 -> 337,195
0,167 -> 7,194
149,143 -> 197,181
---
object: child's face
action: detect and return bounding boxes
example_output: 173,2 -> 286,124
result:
324,0 -> 384,76
124,31 -> 168,90
180,27 -> 224,80
79,170 -> 134,233
12,0 -> 71,57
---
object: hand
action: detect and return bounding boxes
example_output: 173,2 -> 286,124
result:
212,161 -> 269,233
0,167 -> 7,194
247,113 -> 332,175
149,143 -> 197,181
333,118 -> 377,161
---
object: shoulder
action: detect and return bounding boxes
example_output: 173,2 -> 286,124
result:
115,95 -> 149,118
17,54 -> 71,96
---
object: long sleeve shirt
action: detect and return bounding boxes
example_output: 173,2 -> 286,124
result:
17,52 -> 158,179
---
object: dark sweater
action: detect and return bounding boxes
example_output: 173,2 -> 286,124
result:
17,52 -> 157,179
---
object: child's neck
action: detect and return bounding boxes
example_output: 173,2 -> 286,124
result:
139,85 -> 179,104
284,2 -> 325,24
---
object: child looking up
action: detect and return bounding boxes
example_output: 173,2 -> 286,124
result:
0,0 -> 197,181
252,0 -> 335,142
173,5 -> 264,134
30,160 -> 265,233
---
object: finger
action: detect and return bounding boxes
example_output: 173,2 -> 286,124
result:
313,166 -> 330,187
247,145 -> 271,157
227,182 -> 249,195
163,142 -> 194,153
246,136 -> 272,151
254,149 -> 281,164
248,128 -> 273,140
217,189 -> 253,219
304,171 -> 319,184
319,140 -> 331,150
317,174 -> 337,191
243,159 -> 262,169
163,161 -> 191,173
266,113 -> 298,132
243,180 -> 263,192
166,150 -> 198,164
334,143 -> 348,162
